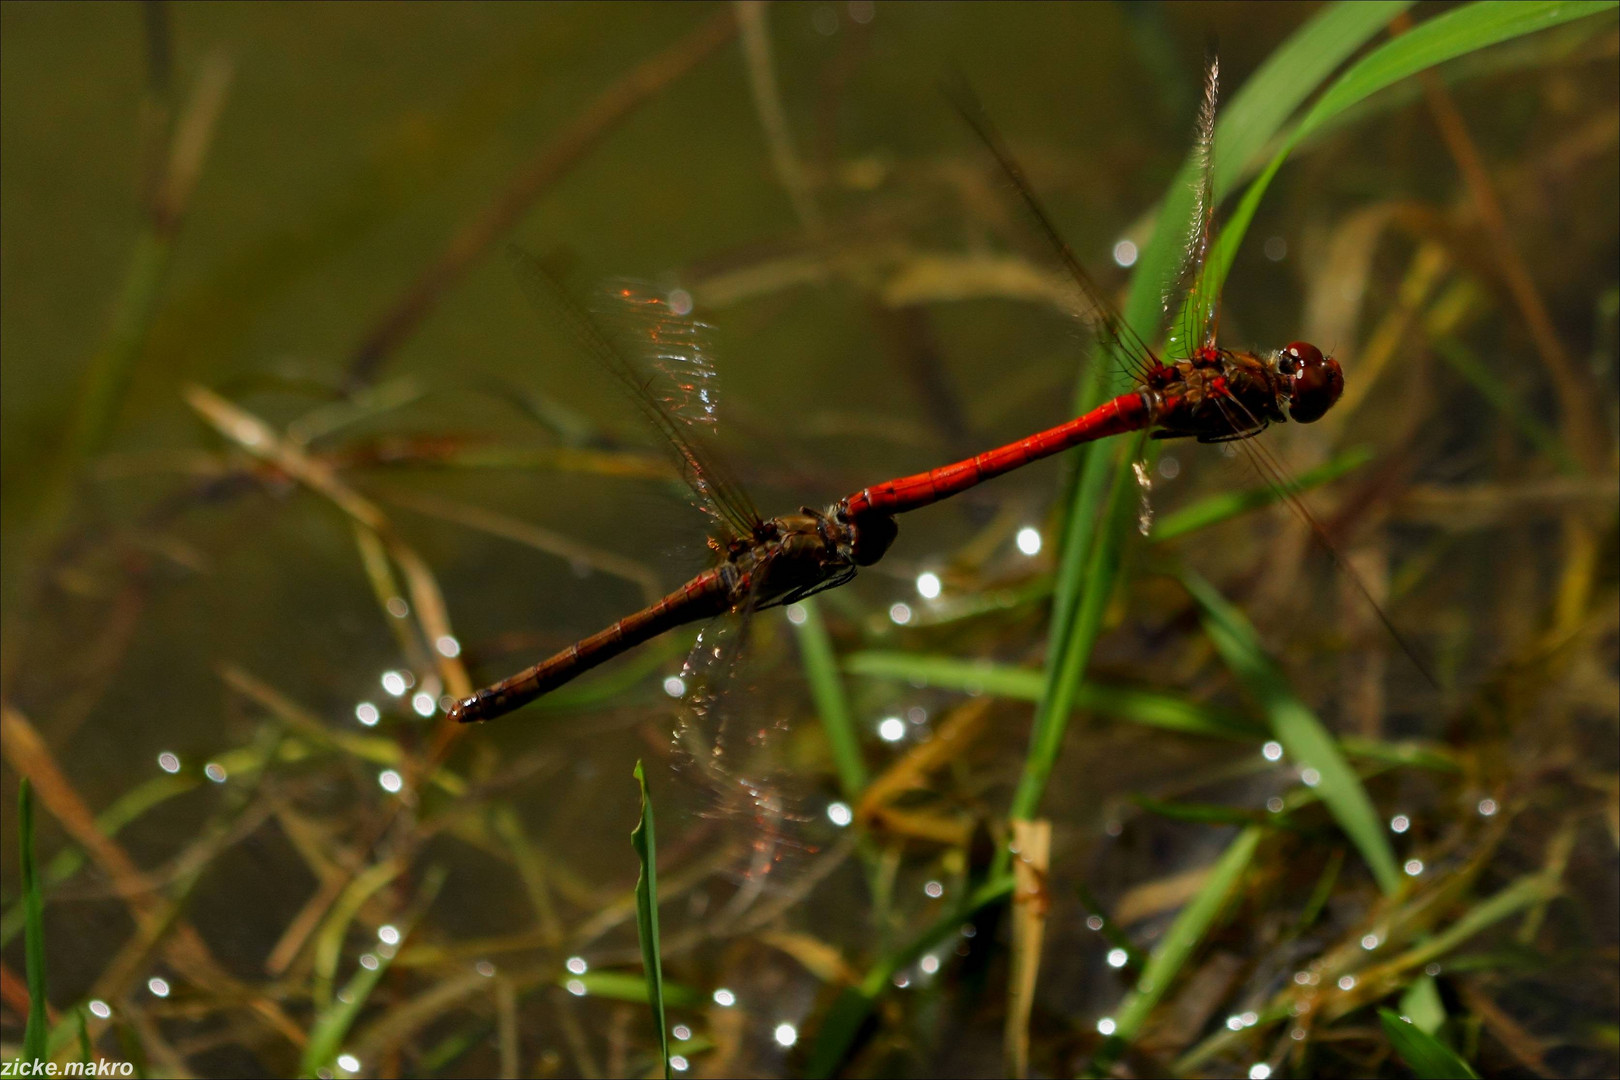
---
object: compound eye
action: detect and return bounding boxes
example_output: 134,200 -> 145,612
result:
1283,341 -> 1342,423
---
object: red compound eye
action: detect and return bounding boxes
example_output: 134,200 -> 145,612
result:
1282,341 -> 1342,423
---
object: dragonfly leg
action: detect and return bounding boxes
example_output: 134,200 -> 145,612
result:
1196,420 -> 1269,444
774,566 -> 858,606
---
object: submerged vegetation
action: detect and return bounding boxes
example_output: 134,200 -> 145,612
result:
2,2 -> 1617,1077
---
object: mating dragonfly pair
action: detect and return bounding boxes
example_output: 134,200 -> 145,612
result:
452,59 -> 1363,730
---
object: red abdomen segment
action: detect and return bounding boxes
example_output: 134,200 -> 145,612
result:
451,568 -> 733,723
840,392 -> 1153,518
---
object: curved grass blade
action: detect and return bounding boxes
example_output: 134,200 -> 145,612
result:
631,760 -> 670,1080
1131,794 -> 1281,828
1047,3 -> 1617,826
75,1006 -> 91,1067
312,858 -> 405,1011
564,970 -> 700,1007
1338,737 -> 1457,772
1381,1008 -> 1482,1078
1014,0 -> 1410,836
1151,447 -> 1374,543
19,780 -> 49,1064
1131,1 -> 1413,327
0,773 -> 192,948
1170,870 -> 1561,1073
1150,4 -> 1618,692
1386,871 -> 1562,980
805,874 -> 1016,1078
1401,973 -> 1449,1033
1195,0 -> 1619,326
789,599 -> 868,800
845,652 -> 1263,740
1084,826 -> 1264,1078
300,865 -> 446,1079
1183,569 -> 1403,894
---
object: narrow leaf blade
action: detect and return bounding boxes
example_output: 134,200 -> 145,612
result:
632,761 -> 671,1079
1183,570 -> 1404,894
1380,1008 -> 1481,1078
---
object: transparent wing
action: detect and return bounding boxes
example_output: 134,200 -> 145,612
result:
1202,389 -> 1437,687
506,246 -> 763,540
666,573 -> 837,915
945,77 -> 1163,386
1163,55 -> 1222,361
596,280 -> 720,432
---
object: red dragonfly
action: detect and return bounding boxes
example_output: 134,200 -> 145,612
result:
453,60 -> 1367,727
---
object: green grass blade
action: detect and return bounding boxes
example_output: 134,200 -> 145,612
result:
0,773 -> 196,949
1381,1008 -> 1481,1078
1075,881 -> 1146,973
846,650 -> 1040,697
76,1006 -> 92,1065
1086,826 -> 1264,1077
1131,795 -> 1277,828
1151,447 -> 1374,543
312,859 -> 405,1011
1134,1 -> 1413,340
1303,2 -> 1616,145
1399,872 -> 1561,970
846,652 -> 1462,769
1211,1 -> 1415,182
300,865 -> 446,1078
1205,0 -> 1617,316
1401,973 -> 1449,1033
789,599 -> 868,799
1299,847 -> 1347,929
416,1021 -> 493,1076
631,760 -> 670,1080
563,970 -> 700,1007
19,779 -> 49,1064
1016,435 -> 1153,829
1011,434 -> 1128,828
845,652 -> 1263,739
1072,4 -> 1618,832
1012,1 -> 1409,837
1077,683 -> 1265,739
805,874 -> 1016,1078
1183,569 -> 1404,894
806,988 -> 874,1080
1337,737 -> 1458,772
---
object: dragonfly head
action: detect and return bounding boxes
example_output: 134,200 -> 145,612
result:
1279,341 -> 1342,424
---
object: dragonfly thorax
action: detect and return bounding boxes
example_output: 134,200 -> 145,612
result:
1148,350 -> 1280,441
1149,342 -> 1342,443
722,507 -> 895,611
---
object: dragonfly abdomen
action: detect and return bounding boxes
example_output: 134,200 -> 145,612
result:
451,568 -> 734,723
839,392 -> 1152,518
